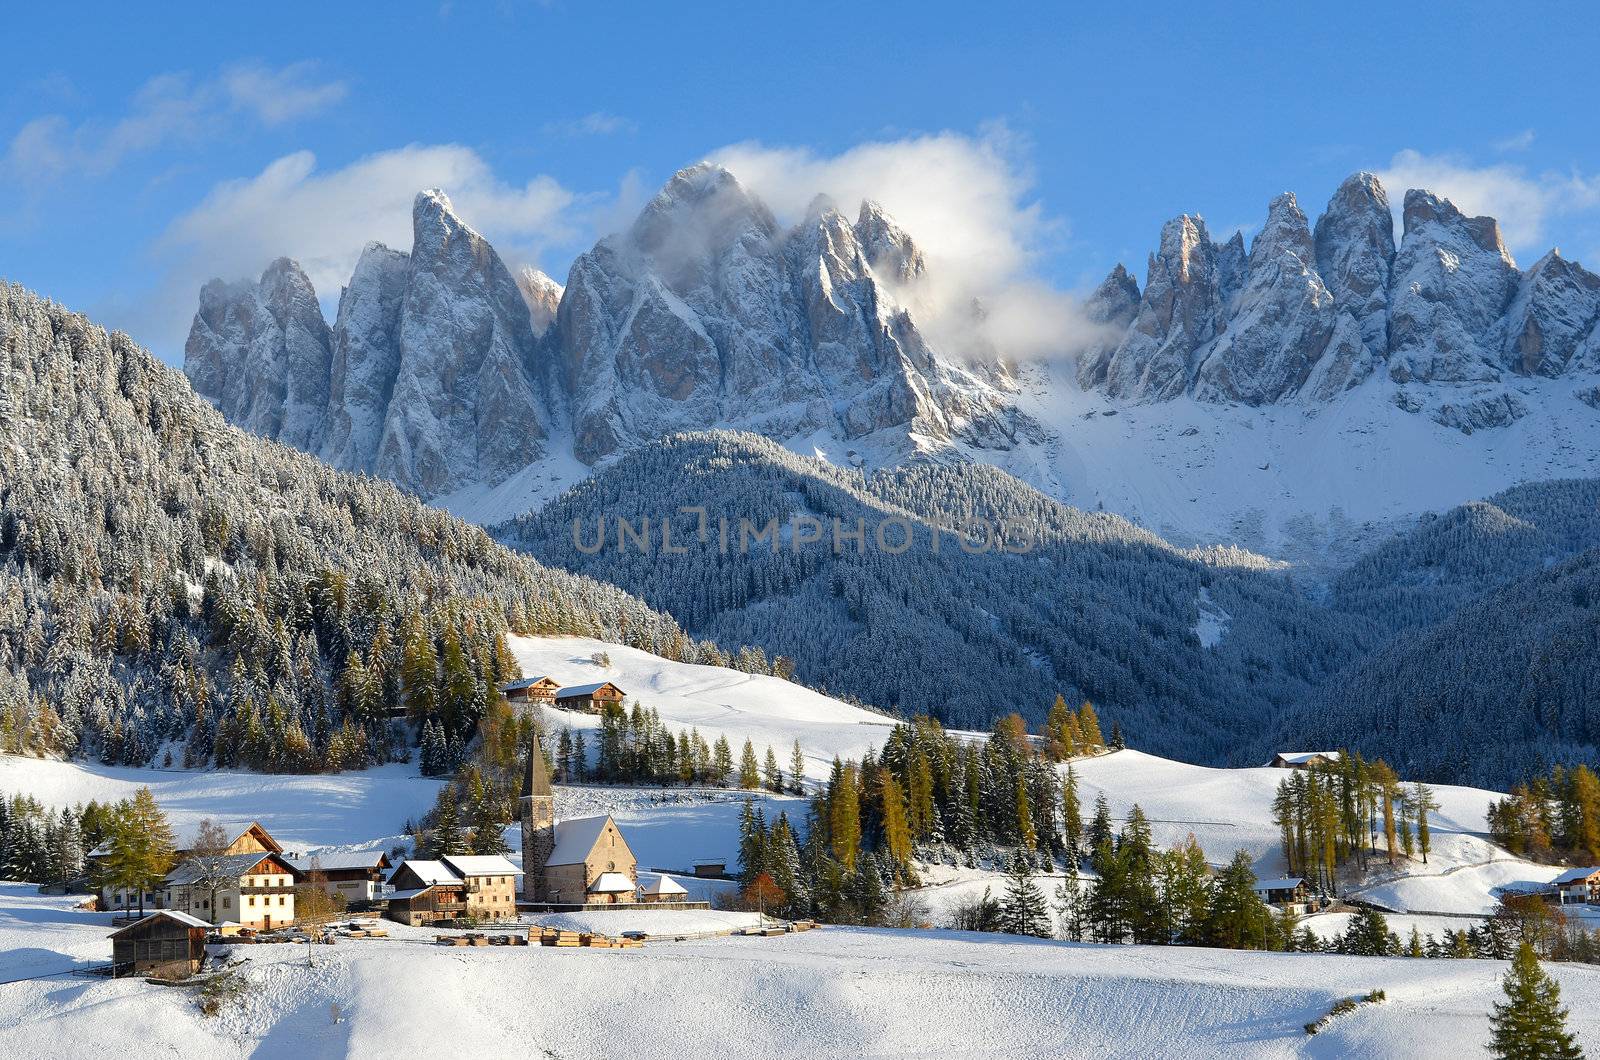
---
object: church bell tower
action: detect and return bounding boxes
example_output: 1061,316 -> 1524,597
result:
520,732 -> 555,902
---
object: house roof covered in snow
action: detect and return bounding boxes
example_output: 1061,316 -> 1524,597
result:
501,676 -> 557,691
588,872 -> 636,894
1250,877 -> 1304,892
91,820 -> 279,860
287,850 -> 390,873
109,909 -> 212,937
547,815 -> 615,866
385,887 -> 438,902
441,855 -> 521,878
555,681 -> 622,699
1551,867 -> 1600,885
164,851 -> 287,886
643,874 -> 688,896
389,860 -> 459,886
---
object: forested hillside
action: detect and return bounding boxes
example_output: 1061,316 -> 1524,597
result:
1287,551 -> 1600,786
0,285 -> 724,771
495,432 -> 1378,763
1331,478 -> 1600,632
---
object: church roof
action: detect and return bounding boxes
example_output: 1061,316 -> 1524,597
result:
521,737 -> 552,799
588,872 -> 635,894
546,815 -> 614,866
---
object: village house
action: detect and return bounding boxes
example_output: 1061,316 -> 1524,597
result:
108,909 -> 210,979
161,849 -> 299,931
91,820 -> 282,915
383,855 -> 521,926
1549,866 -> 1600,905
1268,751 -> 1341,770
1251,877 -> 1311,912
287,850 -> 392,906
385,860 -> 465,926
554,681 -> 626,714
499,675 -> 561,705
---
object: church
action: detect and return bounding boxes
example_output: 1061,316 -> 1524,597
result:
519,734 -> 640,907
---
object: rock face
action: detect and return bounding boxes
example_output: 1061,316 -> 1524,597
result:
187,164 -> 1014,494
1101,215 -> 1224,402
186,191 -> 552,498
1077,171 -> 1600,430
185,258 -> 332,452
558,163 -> 1010,462
376,189 -> 550,497
1500,251 -> 1600,377
1193,193 -> 1371,405
324,242 -> 407,472
1312,172 -> 1395,357
516,267 -> 563,338
1387,190 -> 1519,384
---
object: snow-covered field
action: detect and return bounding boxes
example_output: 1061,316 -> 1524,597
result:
1,885 -> 1596,1059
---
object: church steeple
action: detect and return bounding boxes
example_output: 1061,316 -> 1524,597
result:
519,732 -> 555,902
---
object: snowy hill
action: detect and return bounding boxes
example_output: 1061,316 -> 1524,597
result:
2,883 -> 1597,1059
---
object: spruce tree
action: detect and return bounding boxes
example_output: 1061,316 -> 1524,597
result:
789,740 -> 806,794
1488,942 -> 1584,1060
739,740 -> 762,789
999,854 -> 1052,937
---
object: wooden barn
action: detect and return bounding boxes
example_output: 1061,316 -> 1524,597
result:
500,676 -> 561,705
109,910 -> 209,979
385,861 -> 467,926
554,681 -> 625,714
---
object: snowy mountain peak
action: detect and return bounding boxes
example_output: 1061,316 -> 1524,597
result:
1312,171 -> 1395,356
516,266 -> 563,337
184,256 -> 332,452
854,199 -> 927,284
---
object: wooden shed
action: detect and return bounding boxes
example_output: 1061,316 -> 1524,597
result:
109,910 -> 210,979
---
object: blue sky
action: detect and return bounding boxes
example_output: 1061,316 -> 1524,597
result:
3,0 -> 1598,361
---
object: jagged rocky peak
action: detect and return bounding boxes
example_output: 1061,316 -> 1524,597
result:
375,188 -> 551,497
324,241 -> 409,472
1074,264 -> 1141,388
1387,189 -> 1519,384
515,266 -> 563,337
183,256 -> 332,452
1313,171 -> 1395,355
854,198 -> 926,284
1194,192 -> 1371,405
1501,250 -> 1600,377
627,162 -> 781,284
1100,214 -> 1222,402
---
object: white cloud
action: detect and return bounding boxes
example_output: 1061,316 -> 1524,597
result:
710,127 -> 1098,361
1377,148 -> 1600,253
541,111 -> 637,138
221,61 -> 348,126
1493,129 -> 1536,153
2,62 -> 345,182
127,144 -> 580,354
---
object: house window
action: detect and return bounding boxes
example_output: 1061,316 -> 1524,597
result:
248,896 -> 255,907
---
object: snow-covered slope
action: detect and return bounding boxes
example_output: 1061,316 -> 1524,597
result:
507,634 -> 899,779
3,883 -> 1596,1059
